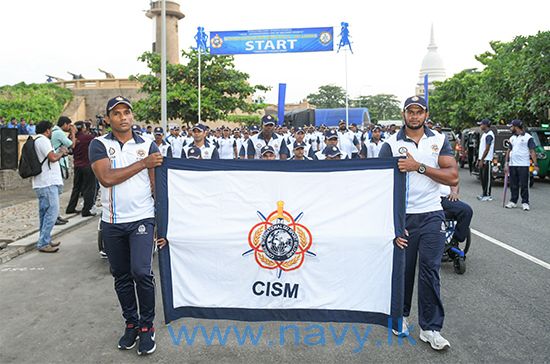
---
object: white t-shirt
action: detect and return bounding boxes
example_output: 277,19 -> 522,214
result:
478,130 -> 495,161
32,135 -> 62,189
509,133 -> 536,167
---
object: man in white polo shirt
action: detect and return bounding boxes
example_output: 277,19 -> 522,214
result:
181,123 -> 219,159
476,119 -> 495,201
89,96 -> 163,356
245,115 -> 289,160
379,95 -> 458,351
504,119 -> 538,211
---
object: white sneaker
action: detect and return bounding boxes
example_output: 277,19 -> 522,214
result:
476,195 -> 484,200
486,196 -> 493,201
420,329 -> 450,350
505,202 -> 517,209
392,317 -> 409,337
522,203 -> 530,211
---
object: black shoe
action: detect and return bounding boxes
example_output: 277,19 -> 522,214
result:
82,211 -> 97,217
55,217 -> 68,225
66,209 -> 81,214
137,327 -> 156,355
118,323 -> 139,350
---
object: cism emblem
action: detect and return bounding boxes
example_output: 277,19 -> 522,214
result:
398,146 -> 408,155
244,201 -> 314,276
136,149 -> 146,158
211,34 -> 223,48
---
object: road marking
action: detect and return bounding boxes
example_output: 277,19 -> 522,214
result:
471,229 -> 550,270
0,267 -> 45,272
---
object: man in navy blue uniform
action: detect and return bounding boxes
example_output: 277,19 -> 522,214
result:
89,96 -> 163,356
379,96 -> 458,351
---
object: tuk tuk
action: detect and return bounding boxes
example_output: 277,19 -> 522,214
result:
528,125 -> 550,180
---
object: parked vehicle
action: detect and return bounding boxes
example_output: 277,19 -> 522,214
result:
528,125 -> 550,180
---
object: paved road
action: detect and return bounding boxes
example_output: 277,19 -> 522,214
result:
0,168 -> 549,363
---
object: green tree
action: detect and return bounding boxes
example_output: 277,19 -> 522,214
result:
430,31 -> 550,129
131,50 -> 269,124
0,83 -> 73,121
352,94 -> 401,122
429,69 -> 483,130
306,85 -> 346,108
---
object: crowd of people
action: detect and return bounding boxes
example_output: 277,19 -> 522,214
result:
129,116 -> 396,161
23,93 -> 539,356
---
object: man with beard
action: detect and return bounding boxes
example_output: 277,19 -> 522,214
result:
379,96 -> 458,351
245,115 -> 289,160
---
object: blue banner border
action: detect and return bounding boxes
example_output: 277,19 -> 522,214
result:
156,158 -> 406,328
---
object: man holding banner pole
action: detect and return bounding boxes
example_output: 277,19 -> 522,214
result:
89,96 -> 163,356
379,95 -> 458,351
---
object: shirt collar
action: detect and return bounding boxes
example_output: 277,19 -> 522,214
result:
257,132 -> 278,141
396,125 -> 434,141
190,140 -> 210,148
105,131 -> 145,144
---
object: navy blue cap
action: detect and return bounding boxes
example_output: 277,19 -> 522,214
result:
262,115 -> 276,125
477,119 -> 491,126
403,96 -> 427,111
507,119 -> 523,128
434,123 -> 442,128
372,125 -> 381,131
249,125 -> 260,132
260,145 -> 275,156
324,129 -> 338,139
187,146 -> 202,159
295,127 -> 305,134
293,141 -> 307,150
338,119 -> 346,125
131,124 -> 141,131
426,119 -> 434,125
153,126 -> 164,135
106,96 -> 132,115
192,123 -> 207,132
322,146 -> 342,157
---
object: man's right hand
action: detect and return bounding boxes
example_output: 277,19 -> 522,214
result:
143,152 -> 163,169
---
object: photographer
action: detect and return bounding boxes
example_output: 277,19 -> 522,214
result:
65,121 -> 97,216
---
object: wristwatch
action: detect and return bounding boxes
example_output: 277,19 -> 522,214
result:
417,163 -> 427,174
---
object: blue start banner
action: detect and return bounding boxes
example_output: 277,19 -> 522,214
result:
156,159 -> 406,329
209,27 -> 334,55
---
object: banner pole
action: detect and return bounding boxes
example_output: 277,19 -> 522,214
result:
160,0 -> 167,132
198,50 -> 201,123
345,49 -> 349,129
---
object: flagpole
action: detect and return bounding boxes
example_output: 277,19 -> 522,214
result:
345,49 -> 349,129
198,50 -> 201,123
160,0 -> 167,132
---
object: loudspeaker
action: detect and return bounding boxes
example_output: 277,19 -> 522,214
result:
0,128 -> 19,170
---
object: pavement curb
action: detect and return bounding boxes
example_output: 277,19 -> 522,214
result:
0,215 -> 98,264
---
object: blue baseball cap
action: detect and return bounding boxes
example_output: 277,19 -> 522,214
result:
106,96 -> 132,115
262,114 -> 276,125
324,129 -> 338,139
249,125 -> 260,133
507,119 -> 523,128
187,146 -> 202,159
403,96 -> 427,111
260,145 -> 275,156
192,123 -> 207,132
477,119 -> 491,126
153,126 -> 164,135
322,146 -> 342,158
131,124 -> 141,132
293,141 -> 307,150
295,127 -> 305,134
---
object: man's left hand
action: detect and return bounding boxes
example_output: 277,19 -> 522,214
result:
398,152 -> 420,173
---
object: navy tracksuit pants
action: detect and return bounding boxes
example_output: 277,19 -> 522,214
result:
404,211 -> 446,331
102,218 -> 156,328
441,197 -> 473,242
509,166 -> 530,204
